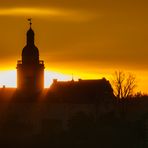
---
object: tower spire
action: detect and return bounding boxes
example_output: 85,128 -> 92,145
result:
26,18 -> 34,45
17,21 -> 45,92
28,18 -> 32,28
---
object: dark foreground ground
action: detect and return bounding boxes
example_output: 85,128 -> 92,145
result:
0,90 -> 147,148
0,112 -> 146,148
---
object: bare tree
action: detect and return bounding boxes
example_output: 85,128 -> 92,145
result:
112,71 -> 136,99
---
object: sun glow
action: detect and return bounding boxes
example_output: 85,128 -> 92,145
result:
0,70 -> 16,88
0,70 -> 76,88
0,69 -> 105,88
44,71 -> 77,88
0,69 -> 147,93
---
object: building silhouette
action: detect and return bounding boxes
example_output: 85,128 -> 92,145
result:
0,21 -> 126,147
17,22 -> 44,92
0,21 -> 146,148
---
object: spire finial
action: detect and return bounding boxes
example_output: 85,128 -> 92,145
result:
28,18 -> 32,28
72,73 -> 74,81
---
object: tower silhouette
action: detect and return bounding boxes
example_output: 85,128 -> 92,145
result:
17,20 -> 45,92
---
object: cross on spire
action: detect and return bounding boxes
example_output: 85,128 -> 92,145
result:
28,18 -> 32,28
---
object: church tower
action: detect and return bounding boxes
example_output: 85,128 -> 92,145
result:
17,20 -> 45,92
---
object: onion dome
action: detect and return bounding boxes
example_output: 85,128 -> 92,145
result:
22,26 -> 39,65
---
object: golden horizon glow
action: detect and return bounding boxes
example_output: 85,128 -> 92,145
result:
0,70 -> 78,88
0,69 -> 147,94
0,70 -> 108,88
0,1 -> 147,93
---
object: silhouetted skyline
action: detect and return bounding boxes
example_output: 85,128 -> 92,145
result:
0,0 -> 147,92
0,1 -> 147,147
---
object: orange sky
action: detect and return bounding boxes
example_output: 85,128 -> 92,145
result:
0,0 -> 147,93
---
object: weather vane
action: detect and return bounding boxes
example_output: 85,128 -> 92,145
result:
28,18 -> 32,28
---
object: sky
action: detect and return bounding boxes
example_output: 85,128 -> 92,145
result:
0,0 -> 147,92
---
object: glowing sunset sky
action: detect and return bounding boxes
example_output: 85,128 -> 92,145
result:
0,0 -> 147,92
